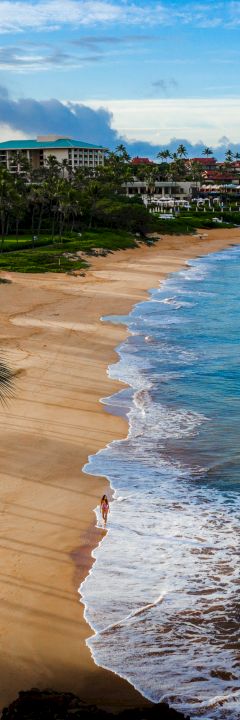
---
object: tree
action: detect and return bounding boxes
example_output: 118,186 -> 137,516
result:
104,146 -> 133,193
40,156 -> 62,241
93,196 -> 151,233
115,144 -> 131,163
225,149 -> 234,163
57,182 -> 81,239
60,158 -> 72,179
12,185 -> 27,244
9,150 -> 30,178
0,167 -> 15,251
141,165 -> 159,197
176,144 -> 188,159
157,149 -> 172,163
188,160 -> 204,183
28,183 -> 49,246
44,155 -> 61,178
202,147 -> 213,157
169,153 -> 187,181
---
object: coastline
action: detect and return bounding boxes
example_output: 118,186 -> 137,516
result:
1,228 -> 240,713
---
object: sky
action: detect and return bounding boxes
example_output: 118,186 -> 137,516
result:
0,0 -> 240,157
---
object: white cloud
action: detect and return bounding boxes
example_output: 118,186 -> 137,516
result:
0,122 -> 27,140
83,98 -> 240,145
0,1 -> 121,32
0,1 -> 236,33
0,44 -> 101,71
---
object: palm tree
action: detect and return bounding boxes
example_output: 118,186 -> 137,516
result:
202,147 -> 213,157
169,152 -> 187,181
0,357 -> 13,403
143,165 -> 159,197
10,151 -> 30,176
105,148 -> 133,193
225,149 -> 234,163
44,155 -> 61,177
157,149 -> 172,163
177,144 -> 188,158
61,158 -> 72,179
0,167 -> 14,251
28,183 -> 48,246
189,160 -> 204,183
115,144 -> 131,163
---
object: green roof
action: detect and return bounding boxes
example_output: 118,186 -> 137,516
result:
0,138 -> 104,150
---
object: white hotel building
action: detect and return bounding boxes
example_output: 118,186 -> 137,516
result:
0,135 -> 105,172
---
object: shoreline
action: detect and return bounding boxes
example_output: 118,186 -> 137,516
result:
1,228 -> 240,713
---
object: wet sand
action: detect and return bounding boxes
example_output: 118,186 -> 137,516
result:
0,228 -> 240,712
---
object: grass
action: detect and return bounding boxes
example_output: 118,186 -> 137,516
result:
0,235 -> 54,252
0,213 -> 237,273
0,249 -> 87,273
154,212 -> 235,235
0,229 -> 139,273
61,229 -> 138,252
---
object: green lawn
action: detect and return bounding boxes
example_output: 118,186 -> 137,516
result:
0,229 -> 139,273
1,214 -> 236,274
0,248 -> 87,273
154,213 -> 234,234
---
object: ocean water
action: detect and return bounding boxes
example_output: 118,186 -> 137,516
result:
80,246 -> 240,720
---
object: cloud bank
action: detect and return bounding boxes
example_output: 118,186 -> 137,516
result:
0,87 -> 239,160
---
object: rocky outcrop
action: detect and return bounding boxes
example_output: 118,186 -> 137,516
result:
1,689 -> 190,720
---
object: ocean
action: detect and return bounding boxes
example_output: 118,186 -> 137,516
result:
80,245 -> 240,720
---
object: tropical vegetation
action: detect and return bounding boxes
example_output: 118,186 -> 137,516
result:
0,143 -> 238,273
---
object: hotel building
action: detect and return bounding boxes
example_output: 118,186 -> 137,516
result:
0,135 -> 105,172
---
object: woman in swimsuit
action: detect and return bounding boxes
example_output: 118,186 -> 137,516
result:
100,495 -> 109,524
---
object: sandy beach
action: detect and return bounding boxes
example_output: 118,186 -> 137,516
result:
1,228 -> 240,713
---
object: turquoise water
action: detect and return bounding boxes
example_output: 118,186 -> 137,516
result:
81,246 -> 240,720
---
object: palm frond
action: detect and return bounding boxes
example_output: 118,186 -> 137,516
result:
0,359 -> 14,404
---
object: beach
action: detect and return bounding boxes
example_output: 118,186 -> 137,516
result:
1,228 -> 240,713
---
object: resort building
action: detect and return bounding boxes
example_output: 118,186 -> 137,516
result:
124,179 -> 199,199
0,135 -> 105,172
131,156 -> 154,166
189,157 -> 217,170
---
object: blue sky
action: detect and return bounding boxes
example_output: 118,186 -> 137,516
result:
0,0 -> 240,155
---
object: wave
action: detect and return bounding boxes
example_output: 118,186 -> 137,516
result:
94,594 -> 166,638
178,260 -> 210,282
157,296 -> 195,310
129,388 -> 207,442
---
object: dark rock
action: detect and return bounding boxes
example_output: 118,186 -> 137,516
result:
1,689 -> 190,720
85,248 -> 109,257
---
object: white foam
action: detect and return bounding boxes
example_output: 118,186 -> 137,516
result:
179,260 -> 210,282
158,296 -> 195,309
93,594 -> 166,638
129,388 -> 207,442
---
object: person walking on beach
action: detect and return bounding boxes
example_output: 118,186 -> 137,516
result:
100,495 -> 109,524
